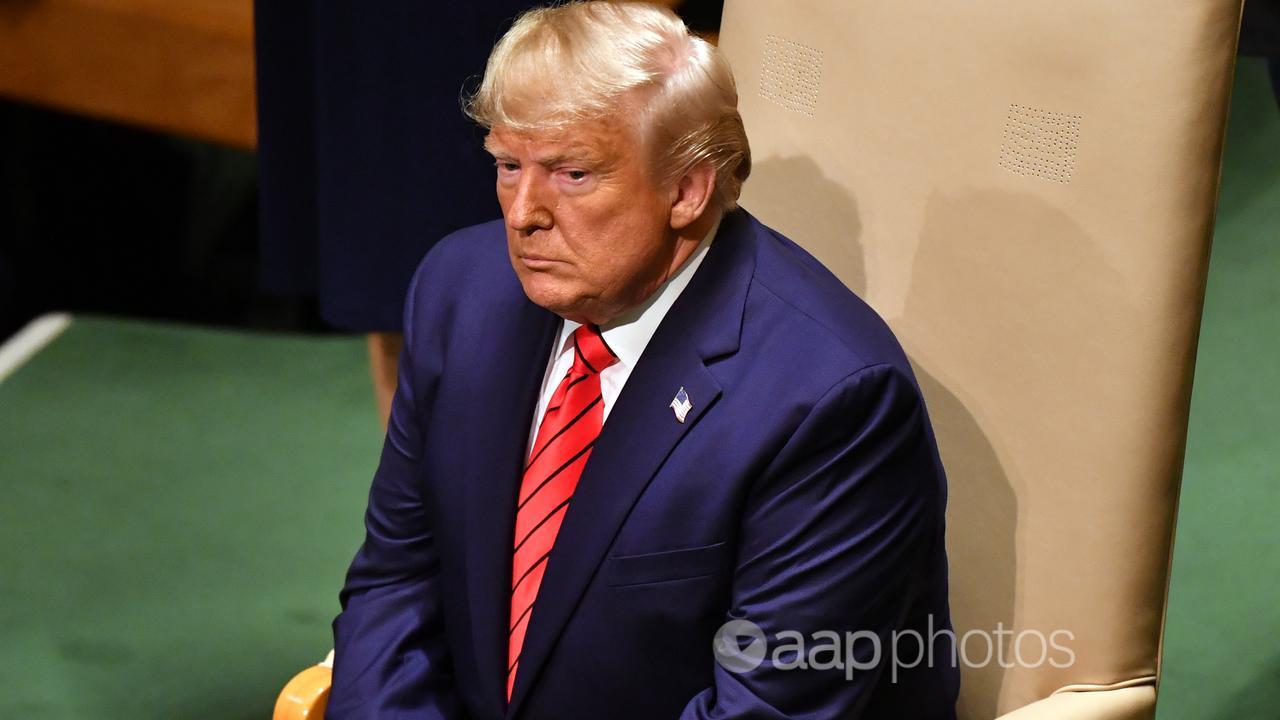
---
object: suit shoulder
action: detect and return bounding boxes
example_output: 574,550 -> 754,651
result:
411,219 -> 508,289
405,218 -> 511,306
743,215 -> 914,377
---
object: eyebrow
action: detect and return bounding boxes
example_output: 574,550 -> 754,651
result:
483,139 -> 603,168
482,136 -> 507,157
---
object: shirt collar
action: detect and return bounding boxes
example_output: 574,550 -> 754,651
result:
553,213 -> 722,370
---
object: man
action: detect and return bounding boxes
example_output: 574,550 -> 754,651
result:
328,3 -> 959,719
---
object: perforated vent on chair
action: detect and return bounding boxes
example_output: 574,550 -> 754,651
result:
998,103 -> 1083,183
759,34 -> 824,117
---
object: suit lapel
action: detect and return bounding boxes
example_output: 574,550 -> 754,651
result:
505,209 -> 758,717
461,290 -> 560,719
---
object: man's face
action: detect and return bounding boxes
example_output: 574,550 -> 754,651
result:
485,115 -> 680,325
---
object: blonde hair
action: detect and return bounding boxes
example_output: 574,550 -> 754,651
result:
466,1 -> 751,209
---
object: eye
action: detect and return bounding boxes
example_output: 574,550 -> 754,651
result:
560,169 -> 589,183
495,160 -> 520,175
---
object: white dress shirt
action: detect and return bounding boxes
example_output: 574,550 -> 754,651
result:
526,216 -> 721,456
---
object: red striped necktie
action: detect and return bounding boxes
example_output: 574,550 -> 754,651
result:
507,323 -> 618,701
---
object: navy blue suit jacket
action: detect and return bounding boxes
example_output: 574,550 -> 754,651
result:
328,209 -> 960,719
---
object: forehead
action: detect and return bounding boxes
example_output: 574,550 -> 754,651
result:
483,116 -> 638,161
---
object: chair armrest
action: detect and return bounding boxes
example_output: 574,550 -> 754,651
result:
995,684 -> 1156,720
273,651 -> 334,720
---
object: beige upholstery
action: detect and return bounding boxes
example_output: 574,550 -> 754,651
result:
718,1 -> 1243,718
997,685 -> 1155,720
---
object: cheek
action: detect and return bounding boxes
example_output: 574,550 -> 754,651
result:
566,217 -> 634,268
587,221 -> 668,285
555,188 -> 669,283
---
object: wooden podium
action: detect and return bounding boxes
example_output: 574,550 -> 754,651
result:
0,0 -> 256,147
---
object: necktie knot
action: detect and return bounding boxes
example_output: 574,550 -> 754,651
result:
571,324 -> 617,376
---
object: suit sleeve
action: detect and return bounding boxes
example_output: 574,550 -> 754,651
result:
327,259 -> 462,720
678,363 -> 949,720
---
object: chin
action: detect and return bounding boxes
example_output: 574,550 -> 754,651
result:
516,272 -> 583,317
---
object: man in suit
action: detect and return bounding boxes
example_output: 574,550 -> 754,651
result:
328,3 -> 959,718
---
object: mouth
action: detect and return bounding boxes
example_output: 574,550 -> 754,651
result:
517,254 -> 566,270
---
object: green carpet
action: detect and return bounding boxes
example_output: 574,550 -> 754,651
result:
0,59 -> 1275,720
1156,58 -> 1280,720
0,320 -> 380,718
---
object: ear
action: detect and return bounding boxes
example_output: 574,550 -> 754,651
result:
668,161 -> 717,231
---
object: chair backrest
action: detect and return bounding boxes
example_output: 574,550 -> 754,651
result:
718,2 -> 1243,717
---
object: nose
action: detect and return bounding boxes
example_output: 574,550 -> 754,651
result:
507,170 -> 554,235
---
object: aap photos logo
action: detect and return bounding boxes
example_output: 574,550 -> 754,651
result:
711,616 -> 1077,682
713,619 -> 767,672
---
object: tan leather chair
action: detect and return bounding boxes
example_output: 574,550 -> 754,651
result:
276,1 -> 1244,717
717,0 -> 1243,717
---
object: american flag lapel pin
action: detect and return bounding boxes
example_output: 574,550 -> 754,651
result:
670,386 -> 692,423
